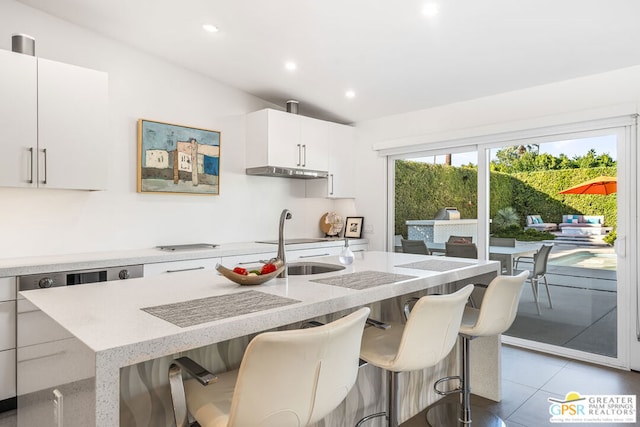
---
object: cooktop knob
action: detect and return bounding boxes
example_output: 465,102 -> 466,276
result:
38,277 -> 54,288
118,269 -> 130,280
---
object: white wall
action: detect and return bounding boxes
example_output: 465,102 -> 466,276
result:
354,66 -> 640,250
0,0 -> 355,258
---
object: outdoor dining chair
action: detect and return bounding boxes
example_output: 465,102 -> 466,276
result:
400,238 -> 431,255
516,244 -> 553,315
445,242 -> 478,259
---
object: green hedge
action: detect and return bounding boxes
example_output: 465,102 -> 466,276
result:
395,161 -> 616,236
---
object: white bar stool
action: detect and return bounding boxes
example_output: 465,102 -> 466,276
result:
428,271 -> 529,426
355,284 -> 475,427
168,307 -> 370,427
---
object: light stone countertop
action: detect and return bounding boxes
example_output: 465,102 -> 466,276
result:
0,238 -> 367,276
19,251 -> 499,426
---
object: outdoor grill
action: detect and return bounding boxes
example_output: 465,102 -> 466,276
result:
433,207 -> 461,220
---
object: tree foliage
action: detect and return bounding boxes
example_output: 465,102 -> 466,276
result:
491,147 -> 616,173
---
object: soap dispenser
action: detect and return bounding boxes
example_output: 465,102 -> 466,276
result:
339,237 -> 355,265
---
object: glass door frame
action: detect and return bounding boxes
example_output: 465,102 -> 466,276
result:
386,116 -> 636,370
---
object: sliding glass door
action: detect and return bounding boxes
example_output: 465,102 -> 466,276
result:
387,118 -> 636,369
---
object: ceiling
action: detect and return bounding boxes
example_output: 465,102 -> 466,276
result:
16,0 -> 640,124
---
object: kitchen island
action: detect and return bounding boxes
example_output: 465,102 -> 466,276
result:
18,251 -> 500,426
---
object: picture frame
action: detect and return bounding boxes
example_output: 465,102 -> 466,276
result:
344,217 -> 364,238
137,119 -> 221,195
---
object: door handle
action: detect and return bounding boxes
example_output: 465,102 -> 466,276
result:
296,144 -> 302,166
330,174 -> 334,195
301,144 -> 307,167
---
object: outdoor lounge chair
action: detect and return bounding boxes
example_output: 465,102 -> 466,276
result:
525,215 -> 558,232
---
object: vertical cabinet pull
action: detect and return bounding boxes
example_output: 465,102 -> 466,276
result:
296,144 -> 302,166
302,144 -> 307,167
41,148 -> 48,185
330,174 -> 334,195
28,147 -> 34,184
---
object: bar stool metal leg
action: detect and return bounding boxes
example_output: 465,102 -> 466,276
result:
355,370 -> 400,427
427,336 -> 505,427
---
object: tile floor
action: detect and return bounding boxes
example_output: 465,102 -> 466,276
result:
405,344 -> 639,427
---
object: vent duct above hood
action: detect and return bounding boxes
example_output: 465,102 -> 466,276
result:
245,166 -> 328,179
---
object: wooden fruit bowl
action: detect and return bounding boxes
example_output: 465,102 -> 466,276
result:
215,260 -> 285,286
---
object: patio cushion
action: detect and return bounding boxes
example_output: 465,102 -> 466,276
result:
586,218 -> 600,224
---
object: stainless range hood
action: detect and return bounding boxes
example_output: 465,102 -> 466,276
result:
245,166 -> 328,179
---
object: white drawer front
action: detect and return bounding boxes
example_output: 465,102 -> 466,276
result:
0,349 -> 16,400
288,247 -> 341,260
143,257 -> 220,277
0,300 -> 16,351
17,299 -> 72,347
17,337 -> 95,395
219,252 -> 278,270
0,277 -> 16,302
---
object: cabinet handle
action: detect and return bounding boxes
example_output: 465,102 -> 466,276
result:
298,253 -> 330,258
296,144 -> 302,166
41,148 -> 48,185
27,147 -> 34,184
237,260 -> 266,265
353,249 -> 366,252
166,266 -> 205,273
302,144 -> 307,167
330,174 -> 334,195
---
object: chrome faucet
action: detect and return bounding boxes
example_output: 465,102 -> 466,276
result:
277,209 -> 292,278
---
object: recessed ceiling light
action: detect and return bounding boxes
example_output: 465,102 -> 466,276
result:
422,3 -> 439,17
345,90 -> 356,99
285,61 -> 297,71
202,24 -> 219,33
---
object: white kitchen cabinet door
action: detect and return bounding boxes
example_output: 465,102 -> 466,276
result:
327,123 -> 355,198
37,58 -> 108,190
0,277 -> 16,302
144,257 -> 220,277
299,115 -> 328,171
246,109 -> 300,169
306,122 -> 355,198
0,349 -> 16,400
0,50 -> 37,188
0,301 -> 16,351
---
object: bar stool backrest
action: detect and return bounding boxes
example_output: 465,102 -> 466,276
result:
227,307 -> 370,426
391,284 -> 474,372
462,271 -> 528,337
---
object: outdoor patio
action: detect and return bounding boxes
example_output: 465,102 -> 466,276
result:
505,242 -> 617,357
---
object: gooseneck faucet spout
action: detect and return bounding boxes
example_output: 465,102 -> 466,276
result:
277,209 -> 292,278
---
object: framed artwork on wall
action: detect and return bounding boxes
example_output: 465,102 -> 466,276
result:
344,217 -> 364,238
137,119 -> 221,195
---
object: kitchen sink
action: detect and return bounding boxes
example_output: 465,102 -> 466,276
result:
287,262 -> 345,275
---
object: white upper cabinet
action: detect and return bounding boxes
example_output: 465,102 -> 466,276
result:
0,50 -> 37,188
0,50 -> 108,190
306,122 -> 356,198
246,109 -> 328,171
327,122 -> 355,198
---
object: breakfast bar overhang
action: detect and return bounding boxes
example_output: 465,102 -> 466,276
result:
18,251 -> 501,426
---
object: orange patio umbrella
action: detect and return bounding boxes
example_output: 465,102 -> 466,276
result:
558,176 -> 617,195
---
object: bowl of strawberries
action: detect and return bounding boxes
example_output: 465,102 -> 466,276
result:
216,259 -> 285,286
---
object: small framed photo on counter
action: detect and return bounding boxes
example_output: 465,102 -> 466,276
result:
344,217 -> 364,238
